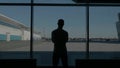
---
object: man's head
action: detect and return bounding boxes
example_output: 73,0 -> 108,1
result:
57,19 -> 64,29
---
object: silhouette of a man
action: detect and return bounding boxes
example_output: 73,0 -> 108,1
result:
52,19 -> 68,68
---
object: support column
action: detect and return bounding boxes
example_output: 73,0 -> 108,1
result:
116,13 -> 120,40
6,32 -> 10,42
20,28 -> 24,40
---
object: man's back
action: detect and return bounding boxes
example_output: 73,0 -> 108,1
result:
52,29 -> 68,45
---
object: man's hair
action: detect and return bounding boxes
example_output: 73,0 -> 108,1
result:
58,19 -> 64,26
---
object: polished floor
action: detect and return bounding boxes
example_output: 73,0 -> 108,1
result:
37,66 -> 75,68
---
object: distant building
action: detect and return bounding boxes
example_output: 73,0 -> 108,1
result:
116,13 -> 120,40
0,14 -> 41,41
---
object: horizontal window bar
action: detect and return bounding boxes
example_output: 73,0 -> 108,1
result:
0,3 -> 31,6
73,0 -> 120,3
0,3 -> 120,6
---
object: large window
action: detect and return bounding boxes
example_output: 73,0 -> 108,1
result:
0,6 -> 31,58
89,7 -> 120,59
33,6 -> 86,66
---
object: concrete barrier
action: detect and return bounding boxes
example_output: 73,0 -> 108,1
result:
76,59 -> 120,68
0,59 -> 36,68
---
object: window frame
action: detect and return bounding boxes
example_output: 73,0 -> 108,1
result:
0,0 -> 120,59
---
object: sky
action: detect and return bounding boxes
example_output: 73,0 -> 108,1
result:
0,0 -> 120,38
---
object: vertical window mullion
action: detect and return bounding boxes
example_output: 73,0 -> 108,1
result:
86,0 -> 90,59
30,0 -> 34,59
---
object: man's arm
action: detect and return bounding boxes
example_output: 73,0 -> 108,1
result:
66,32 -> 68,42
51,31 -> 55,43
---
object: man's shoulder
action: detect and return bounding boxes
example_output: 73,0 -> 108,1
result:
62,30 -> 68,35
52,29 -> 68,34
52,29 -> 58,33
63,30 -> 67,32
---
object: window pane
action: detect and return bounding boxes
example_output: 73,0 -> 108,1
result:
0,6 -> 30,59
33,6 -> 86,66
90,7 -> 120,59
0,0 -> 30,3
